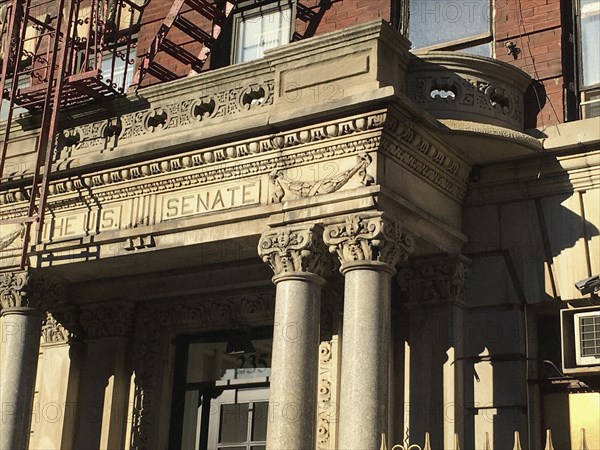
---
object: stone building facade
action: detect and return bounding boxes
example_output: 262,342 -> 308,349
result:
0,1 -> 599,450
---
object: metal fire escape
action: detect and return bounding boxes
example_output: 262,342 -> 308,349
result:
0,0 -> 242,271
130,0 -> 237,89
0,0 -> 144,270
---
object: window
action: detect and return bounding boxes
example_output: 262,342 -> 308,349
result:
170,332 -> 272,450
574,311 -> 600,366
407,0 -> 493,57
576,0 -> 600,118
100,45 -> 137,92
1,76 -> 30,122
232,1 -> 294,64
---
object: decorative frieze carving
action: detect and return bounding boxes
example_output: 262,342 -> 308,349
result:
258,225 -> 331,277
57,80 -> 275,154
380,135 -> 467,202
0,270 -> 68,310
270,153 -> 374,202
396,256 -> 471,306
324,215 -> 414,267
1,112 -> 386,208
317,339 -> 339,450
406,52 -> 531,130
79,303 -> 136,339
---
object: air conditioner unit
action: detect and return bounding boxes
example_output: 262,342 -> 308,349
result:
561,306 -> 600,374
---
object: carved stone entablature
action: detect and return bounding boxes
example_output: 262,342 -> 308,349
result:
406,52 -> 531,131
0,270 -> 68,310
378,107 -> 470,203
79,303 -> 136,339
258,225 -> 331,278
396,255 -> 471,307
0,111 -> 386,208
270,153 -> 374,202
323,214 -> 414,268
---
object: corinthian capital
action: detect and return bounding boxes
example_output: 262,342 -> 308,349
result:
323,215 -> 414,268
258,225 -> 330,278
0,270 -> 68,310
396,255 -> 471,306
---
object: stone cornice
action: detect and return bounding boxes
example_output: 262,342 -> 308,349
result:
466,150 -> 600,205
396,255 -> 471,307
258,225 -> 331,279
0,270 -> 68,310
323,214 -> 414,268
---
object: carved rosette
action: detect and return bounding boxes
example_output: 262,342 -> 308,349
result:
323,215 -> 414,269
258,225 -> 331,278
80,303 -> 136,339
396,256 -> 471,306
0,270 -> 68,311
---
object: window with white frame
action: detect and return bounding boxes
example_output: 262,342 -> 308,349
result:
577,0 -> 600,118
232,1 -> 294,64
407,0 -> 493,57
169,332 -> 272,450
574,310 -> 600,366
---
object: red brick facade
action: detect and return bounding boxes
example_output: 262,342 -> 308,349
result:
495,0 -> 566,127
135,0 -> 568,127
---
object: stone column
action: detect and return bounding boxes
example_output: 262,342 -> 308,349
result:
396,256 -> 470,448
258,225 -> 329,450
0,270 -> 66,450
324,214 -> 414,450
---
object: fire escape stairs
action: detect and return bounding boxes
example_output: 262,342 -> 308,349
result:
131,0 -> 236,88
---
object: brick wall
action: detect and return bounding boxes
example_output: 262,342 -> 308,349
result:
136,0 -> 213,87
133,0 -> 568,128
495,0 -> 566,128
294,0 -> 391,38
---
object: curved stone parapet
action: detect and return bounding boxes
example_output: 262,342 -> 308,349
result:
407,51 -> 531,131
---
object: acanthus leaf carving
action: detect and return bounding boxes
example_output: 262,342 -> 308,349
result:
41,310 -> 79,345
258,225 -> 332,278
323,215 -> 414,268
0,270 -> 68,310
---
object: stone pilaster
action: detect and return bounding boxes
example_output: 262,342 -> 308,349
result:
0,270 -> 67,450
396,255 -> 471,449
324,214 -> 414,450
75,302 -> 136,450
258,224 -> 329,450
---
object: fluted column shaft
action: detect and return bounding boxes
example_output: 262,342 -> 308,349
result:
259,225 -> 329,450
324,215 -> 413,450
